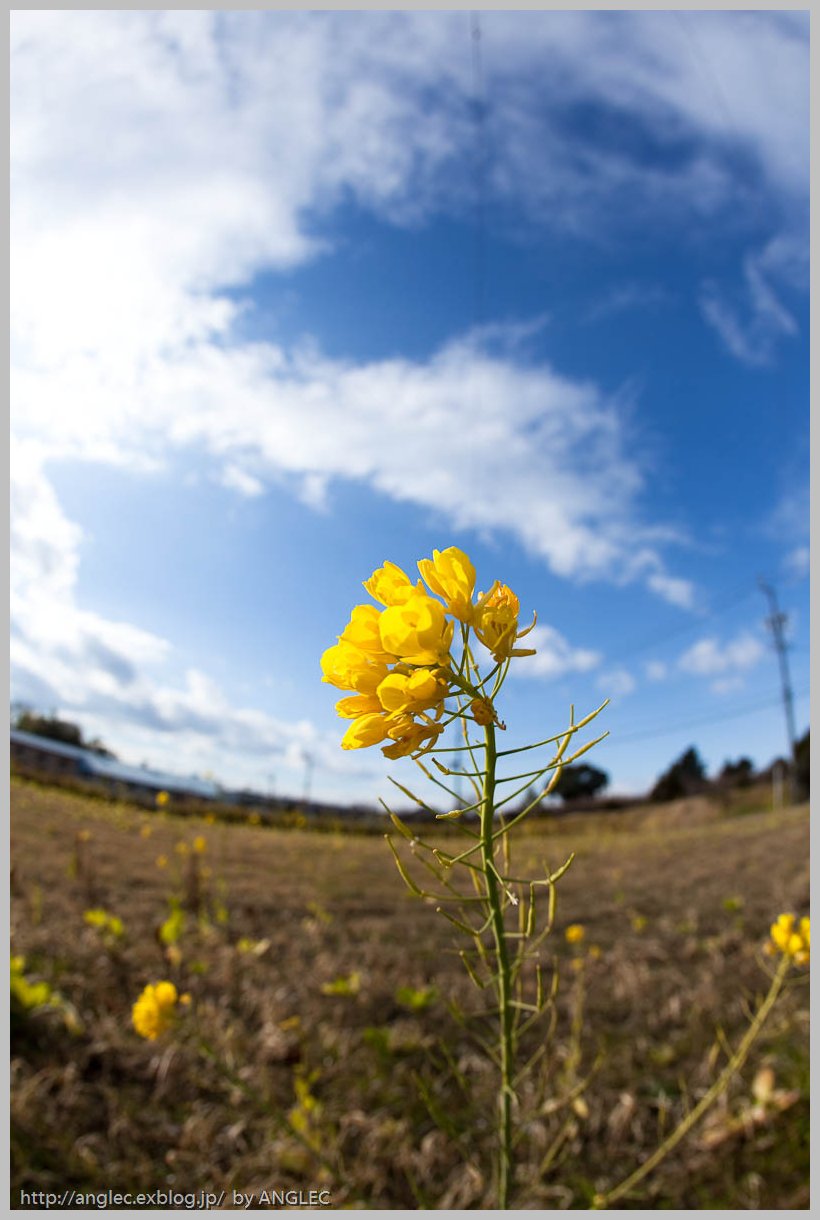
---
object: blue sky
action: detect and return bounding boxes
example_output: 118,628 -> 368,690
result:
10,10 -> 809,807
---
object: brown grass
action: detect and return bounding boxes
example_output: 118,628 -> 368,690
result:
10,777 -> 809,1209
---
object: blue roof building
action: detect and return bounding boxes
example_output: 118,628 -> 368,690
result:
10,728 -> 222,801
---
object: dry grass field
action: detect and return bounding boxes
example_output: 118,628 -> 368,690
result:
10,776 -> 809,1209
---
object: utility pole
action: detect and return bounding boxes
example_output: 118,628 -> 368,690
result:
759,578 -> 798,799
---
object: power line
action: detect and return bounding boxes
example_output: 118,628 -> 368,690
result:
604,581 -> 756,668
607,684 -> 809,746
469,10 -> 487,339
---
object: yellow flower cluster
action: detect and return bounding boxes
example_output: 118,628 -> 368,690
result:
84,908 -> 125,939
10,955 -> 53,1011
131,980 -> 189,1040
769,913 -> 810,966
322,547 -> 536,756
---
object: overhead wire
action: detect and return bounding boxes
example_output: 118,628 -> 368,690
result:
605,684 -> 810,746
603,580 -> 758,669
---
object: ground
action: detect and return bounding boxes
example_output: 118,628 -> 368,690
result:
10,777 -> 810,1209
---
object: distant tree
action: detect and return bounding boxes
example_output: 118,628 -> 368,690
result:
794,729 -> 809,797
14,710 -> 84,747
553,763 -> 609,804
12,709 -> 116,758
86,736 -> 117,759
650,746 -> 707,802
718,757 -> 755,789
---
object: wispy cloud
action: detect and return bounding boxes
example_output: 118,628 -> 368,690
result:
511,625 -> 601,681
678,630 -> 764,692
597,668 -> 636,698
784,546 -> 809,580
700,246 -> 799,366
584,282 -> 673,323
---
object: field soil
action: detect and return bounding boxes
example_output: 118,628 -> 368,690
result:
10,777 -> 810,1209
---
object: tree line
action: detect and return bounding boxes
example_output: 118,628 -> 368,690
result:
11,706 -> 809,808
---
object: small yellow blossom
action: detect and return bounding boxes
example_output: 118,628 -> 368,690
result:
769,913 -> 810,966
84,908 -> 124,939
474,583 -> 536,662
140,825 -> 153,838
10,956 -> 53,1011
341,712 -> 394,751
131,980 -> 187,1040
379,592 -> 454,666
418,547 -> 476,623
382,714 -> 445,760
363,560 -> 422,607
565,924 -> 585,945
156,854 -> 169,870
192,836 -> 207,855
155,791 -> 170,808
321,640 -> 389,695
334,693 -> 383,720
339,604 -> 395,662
377,667 -> 447,716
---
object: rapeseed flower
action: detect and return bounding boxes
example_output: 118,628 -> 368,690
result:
10,956 -> 53,1011
363,560 -> 422,607
379,592 -> 453,666
376,667 -> 448,716
769,913 -> 810,966
382,714 -> 445,760
322,548 -> 535,759
341,712 -> 394,751
84,908 -> 125,939
321,640 -> 389,695
340,604 -> 395,662
474,583 -> 536,662
132,980 -> 189,1040
418,547 -> 476,623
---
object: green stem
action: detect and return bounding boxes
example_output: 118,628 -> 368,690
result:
481,722 -> 515,1208
594,955 -> 791,1209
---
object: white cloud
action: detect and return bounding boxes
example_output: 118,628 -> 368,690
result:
645,660 -> 667,682
597,668 -> 636,697
678,631 -> 764,687
219,464 -> 265,498
700,245 -> 800,366
784,546 -> 809,579
512,624 -> 601,681
585,283 -> 673,323
13,324 -> 693,598
766,484 -> 809,543
645,572 -> 696,610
